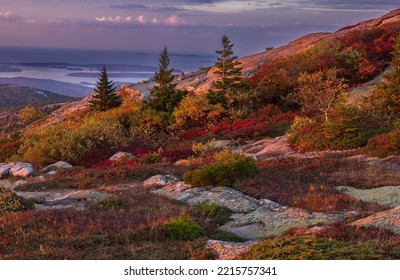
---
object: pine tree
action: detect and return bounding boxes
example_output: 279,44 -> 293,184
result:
210,35 -> 245,107
147,46 -> 186,113
89,65 -> 122,111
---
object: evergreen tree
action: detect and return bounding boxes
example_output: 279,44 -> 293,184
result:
209,35 -> 245,107
89,65 -> 122,111
146,46 -> 186,113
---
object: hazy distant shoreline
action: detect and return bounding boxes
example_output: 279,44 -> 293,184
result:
0,47 -> 216,91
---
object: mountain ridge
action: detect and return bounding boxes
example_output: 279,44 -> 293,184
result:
0,84 -> 76,109
0,77 -> 91,98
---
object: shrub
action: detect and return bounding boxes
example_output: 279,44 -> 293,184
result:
239,237 -> 383,260
163,212 -> 203,240
18,109 -> 130,167
365,133 -> 396,158
0,139 -> 21,162
183,154 -> 256,187
142,153 -> 160,164
194,202 -> 231,226
209,230 -> 244,242
290,121 -> 376,151
0,186 -> 32,214
290,116 -> 316,132
91,198 -> 131,211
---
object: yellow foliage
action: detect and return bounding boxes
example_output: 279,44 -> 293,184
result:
173,92 -> 224,128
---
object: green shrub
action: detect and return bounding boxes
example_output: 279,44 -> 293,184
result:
0,186 -> 32,214
291,122 -> 377,151
91,198 -> 130,211
17,109 -> 130,167
239,237 -> 383,260
163,212 -> 203,240
194,202 -> 231,226
210,230 -> 244,242
269,121 -> 291,137
183,154 -> 256,187
142,153 -> 159,164
290,116 -> 316,132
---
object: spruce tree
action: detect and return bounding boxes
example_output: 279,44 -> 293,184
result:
210,35 -> 245,107
147,46 -> 186,113
89,65 -> 122,111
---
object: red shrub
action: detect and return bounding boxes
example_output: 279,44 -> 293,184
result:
160,147 -> 194,162
180,127 -> 209,140
0,140 -> 21,162
365,133 -> 395,158
77,146 -> 117,168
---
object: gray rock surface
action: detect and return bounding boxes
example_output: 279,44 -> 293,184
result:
148,175 -> 344,240
16,189 -> 110,210
152,183 -> 260,213
337,186 -> 400,207
143,174 -> 182,189
352,206 -> 400,234
41,161 -> 73,174
221,207 -> 344,240
9,162 -> 34,178
186,187 -> 260,213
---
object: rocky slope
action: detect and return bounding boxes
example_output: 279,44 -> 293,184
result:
132,9 -> 400,96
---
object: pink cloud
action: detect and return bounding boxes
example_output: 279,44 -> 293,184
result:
95,15 -> 133,23
165,14 -> 182,26
136,15 -> 146,24
0,11 -> 23,22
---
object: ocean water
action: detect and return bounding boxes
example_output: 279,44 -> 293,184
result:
0,47 -> 216,88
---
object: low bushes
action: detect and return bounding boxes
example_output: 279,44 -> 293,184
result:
0,186 -> 32,214
183,153 -> 256,187
194,202 -> 231,226
0,139 -> 21,162
234,157 -> 397,213
289,121 -> 377,151
163,212 -> 203,240
238,237 -> 384,260
15,107 -> 134,167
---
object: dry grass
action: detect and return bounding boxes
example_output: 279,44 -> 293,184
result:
17,163 -> 190,192
284,223 -> 400,259
0,187 -> 237,260
234,157 -> 397,214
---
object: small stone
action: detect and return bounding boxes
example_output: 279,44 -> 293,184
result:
143,174 -> 181,189
41,161 -> 73,173
258,198 -> 288,211
109,152 -> 137,161
9,162 -> 34,178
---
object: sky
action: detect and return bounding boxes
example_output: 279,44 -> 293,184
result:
0,1 -> 399,56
